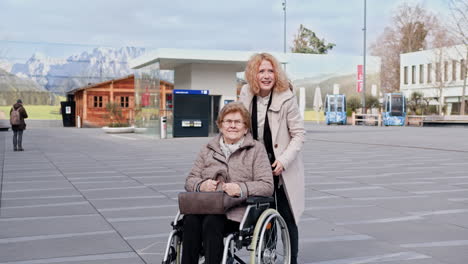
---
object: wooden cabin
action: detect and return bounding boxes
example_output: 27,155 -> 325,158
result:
69,75 -> 173,127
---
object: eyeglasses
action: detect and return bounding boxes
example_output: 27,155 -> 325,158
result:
222,119 -> 244,126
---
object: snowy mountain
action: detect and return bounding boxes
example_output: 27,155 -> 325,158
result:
11,52 -> 67,89
10,47 -> 152,94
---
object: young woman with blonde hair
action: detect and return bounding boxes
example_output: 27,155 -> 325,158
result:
240,52 -> 305,264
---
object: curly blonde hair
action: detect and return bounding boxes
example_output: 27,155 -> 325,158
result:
216,102 -> 251,130
245,53 -> 289,95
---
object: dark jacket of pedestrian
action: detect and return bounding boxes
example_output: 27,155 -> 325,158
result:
10,102 -> 28,131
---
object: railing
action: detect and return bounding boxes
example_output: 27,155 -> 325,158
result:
423,115 -> 468,122
351,113 -> 382,126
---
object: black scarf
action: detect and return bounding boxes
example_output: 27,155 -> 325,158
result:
251,93 -> 278,189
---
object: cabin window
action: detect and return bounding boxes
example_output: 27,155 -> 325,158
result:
93,96 -> 103,108
120,96 -> 129,108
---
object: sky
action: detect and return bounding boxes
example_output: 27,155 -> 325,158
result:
0,0 -> 453,61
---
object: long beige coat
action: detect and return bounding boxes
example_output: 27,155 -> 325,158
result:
185,133 -> 274,222
240,85 -> 305,225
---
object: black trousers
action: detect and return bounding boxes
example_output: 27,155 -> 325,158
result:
181,214 -> 238,264
13,130 -> 23,148
276,185 -> 299,264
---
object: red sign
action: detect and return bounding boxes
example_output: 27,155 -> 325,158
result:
357,65 -> 363,93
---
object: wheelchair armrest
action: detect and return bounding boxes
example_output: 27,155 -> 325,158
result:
246,196 -> 274,205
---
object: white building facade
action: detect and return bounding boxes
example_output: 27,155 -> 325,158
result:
400,44 -> 467,115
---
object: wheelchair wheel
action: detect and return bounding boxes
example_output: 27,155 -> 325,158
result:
250,209 -> 291,264
162,230 -> 182,264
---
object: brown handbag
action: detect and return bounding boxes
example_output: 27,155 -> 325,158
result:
178,170 -> 246,215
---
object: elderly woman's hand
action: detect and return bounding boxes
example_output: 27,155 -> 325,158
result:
222,183 -> 241,197
200,179 -> 219,192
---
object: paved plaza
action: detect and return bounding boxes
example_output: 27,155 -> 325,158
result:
1,123 -> 468,264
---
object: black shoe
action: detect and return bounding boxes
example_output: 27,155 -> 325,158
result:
14,147 -> 18,151
18,147 -> 24,151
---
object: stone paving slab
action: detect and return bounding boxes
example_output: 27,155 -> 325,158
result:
300,240 -> 431,264
2,196 -> 85,207
0,232 -> 132,263
0,253 -> 145,264
406,246 -> 468,264
343,220 -> 468,245
2,188 -> 81,199
0,214 -> 112,238
0,202 -> 96,218
1,125 -> 468,263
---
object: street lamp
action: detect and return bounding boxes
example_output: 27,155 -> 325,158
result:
282,0 -> 287,53
362,0 -> 367,111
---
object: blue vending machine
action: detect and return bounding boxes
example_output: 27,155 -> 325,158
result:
325,94 -> 347,125
383,93 -> 406,126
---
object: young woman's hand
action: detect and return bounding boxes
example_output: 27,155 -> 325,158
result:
272,160 -> 284,176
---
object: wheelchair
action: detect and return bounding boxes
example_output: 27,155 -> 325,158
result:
162,196 -> 291,264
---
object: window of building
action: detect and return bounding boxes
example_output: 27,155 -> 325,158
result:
419,64 -> 424,84
444,61 -> 448,82
404,66 -> 408,84
452,60 -> 457,81
411,65 -> 416,84
120,96 -> 129,108
93,96 -> 103,108
435,62 -> 442,82
427,63 -> 432,83
462,59 -> 466,80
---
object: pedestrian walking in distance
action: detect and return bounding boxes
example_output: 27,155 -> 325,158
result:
10,99 -> 28,151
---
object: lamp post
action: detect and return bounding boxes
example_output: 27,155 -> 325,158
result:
282,0 -> 287,53
362,0 -> 367,112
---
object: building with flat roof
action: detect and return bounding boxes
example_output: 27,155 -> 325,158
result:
400,44 -> 467,115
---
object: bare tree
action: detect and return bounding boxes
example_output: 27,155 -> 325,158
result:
429,24 -> 458,115
448,0 -> 468,115
371,3 -> 438,93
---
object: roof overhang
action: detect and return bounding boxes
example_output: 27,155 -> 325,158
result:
130,48 -> 288,71
67,74 -> 134,95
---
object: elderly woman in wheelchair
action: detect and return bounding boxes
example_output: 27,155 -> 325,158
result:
162,102 -> 291,264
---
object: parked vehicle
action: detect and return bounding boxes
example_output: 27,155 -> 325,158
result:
383,93 -> 406,126
325,94 -> 347,125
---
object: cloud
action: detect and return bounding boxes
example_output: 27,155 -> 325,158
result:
0,0 -> 452,58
